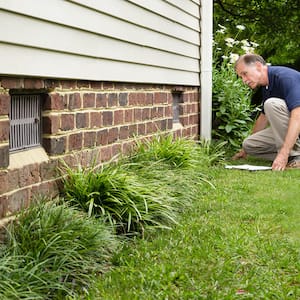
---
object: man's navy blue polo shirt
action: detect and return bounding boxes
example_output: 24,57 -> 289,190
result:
262,66 -> 300,113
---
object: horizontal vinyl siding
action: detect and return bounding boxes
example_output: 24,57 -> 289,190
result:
0,0 -> 201,85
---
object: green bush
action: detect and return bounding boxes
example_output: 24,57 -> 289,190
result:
1,199 -> 117,299
212,24 -> 257,149
61,135 -> 220,236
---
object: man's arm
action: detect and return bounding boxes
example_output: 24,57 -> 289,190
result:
232,113 -> 268,160
272,106 -> 300,170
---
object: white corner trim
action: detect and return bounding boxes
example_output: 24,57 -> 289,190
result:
200,0 -> 213,140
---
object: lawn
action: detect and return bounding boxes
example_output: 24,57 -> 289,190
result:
94,164 -> 300,299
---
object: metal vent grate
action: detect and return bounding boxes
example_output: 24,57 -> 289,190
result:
172,92 -> 182,123
9,94 -> 41,152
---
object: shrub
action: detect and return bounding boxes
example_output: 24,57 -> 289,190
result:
212,24 -> 258,149
1,199 -> 117,299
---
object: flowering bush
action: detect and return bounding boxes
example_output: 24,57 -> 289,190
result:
212,24 -> 259,150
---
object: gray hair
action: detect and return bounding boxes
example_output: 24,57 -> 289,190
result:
235,54 -> 266,71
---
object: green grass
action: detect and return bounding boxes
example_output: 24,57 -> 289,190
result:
94,163 -> 300,299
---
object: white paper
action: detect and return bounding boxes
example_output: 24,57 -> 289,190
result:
225,164 -> 272,171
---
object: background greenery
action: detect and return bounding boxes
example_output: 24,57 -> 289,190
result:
213,0 -> 300,68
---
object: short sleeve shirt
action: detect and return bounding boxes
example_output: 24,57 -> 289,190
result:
262,66 -> 300,113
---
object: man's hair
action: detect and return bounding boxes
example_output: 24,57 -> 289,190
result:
234,54 -> 266,70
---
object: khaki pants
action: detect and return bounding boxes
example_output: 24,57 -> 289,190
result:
243,97 -> 300,161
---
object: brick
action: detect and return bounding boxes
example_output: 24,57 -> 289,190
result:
77,80 -> 90,88
44,79 -> 60,89
0,170 -> 9,194
128,124 -> 138,137
40,159 -> 58,181
43,136 -> 66,155
112,143 -> 121,157
84,131 -> 96,148
154,92 -> 168,104
0,145 -> 9,168
7,169 -> 19,191
142,107 -> 151,120
7,188 -> 30,215
19,164 -> 40,188
96,129 -> 108,146
0,94 -> 10,115
107,127 -> 118,144
103,82 -> 114,89
96,93 -> 108,108
138,123 -> 146,135
125,109 -> 134,123
128,93 -> 146,106
102,111 -> 113,126
76,113 -> 88,129
90,111 -> 102,128
114,110 -> 124,125
1,78 -> 24,89
0,194 -> 8,218
108,93 -> 118,107
0,119 -> 9,142
83,93 -> 95,108
42,115 -> 60,134
119,93 -> 128,106
45,93 -> 65,111
90,81 -> 102,89
146,93 -> 154,105
61,80 -> 77,89
100,146 -> 112,162
68,132 -> 83,151
134,108 -> 143,121
24,78 -> 44,89
119,126 -> 129,140
61,114 -> 75,131
69,93 -> 81,110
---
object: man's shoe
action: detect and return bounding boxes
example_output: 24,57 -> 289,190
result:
286,156 -> 300,169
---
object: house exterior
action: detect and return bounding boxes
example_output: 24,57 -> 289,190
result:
0,0 -> 212,218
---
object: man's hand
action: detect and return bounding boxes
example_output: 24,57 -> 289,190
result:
272,152 -> 289,171
232,149 -> 247,160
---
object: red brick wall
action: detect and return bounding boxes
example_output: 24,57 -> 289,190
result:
0,77 -> 200,218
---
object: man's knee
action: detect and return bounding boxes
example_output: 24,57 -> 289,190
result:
264,97 -> 287,115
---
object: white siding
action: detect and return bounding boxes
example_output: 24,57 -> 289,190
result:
0,0 -> 200,85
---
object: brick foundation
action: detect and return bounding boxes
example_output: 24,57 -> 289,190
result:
0,77 -> 200,218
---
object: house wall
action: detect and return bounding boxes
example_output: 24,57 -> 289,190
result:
0,0 -> 200,85
0,77 -> 200,218
0,0 -> 202,218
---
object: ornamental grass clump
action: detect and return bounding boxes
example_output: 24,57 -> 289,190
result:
62,162 -> 180,235
129,133 -> 199,168
0,199 -> 117,299
61,134 -> 219,236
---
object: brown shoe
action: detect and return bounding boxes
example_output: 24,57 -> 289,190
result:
286,157 -> 300,169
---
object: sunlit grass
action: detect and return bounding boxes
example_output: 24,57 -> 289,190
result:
95,163 -> 300,299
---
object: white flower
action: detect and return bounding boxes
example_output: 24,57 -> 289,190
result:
251,42 -> 259,48
222,55 -> 229,60
236,25 -> 246,31
218,24 -> 227,30
225,37 -> 235,47
216,29 -> 225,34
229,53 -> 239,63
241,46 -> 255,53
241,39 -> 250,47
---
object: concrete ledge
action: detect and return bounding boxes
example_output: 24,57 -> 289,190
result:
9,147 -> 49,169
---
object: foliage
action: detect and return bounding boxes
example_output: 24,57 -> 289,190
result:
214,0 -> 300,68
61,134 -> 219,235
0,199 -> 117,299
212,25 -> 255,149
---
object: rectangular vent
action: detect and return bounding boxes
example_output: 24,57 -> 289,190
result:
10,94 -> 41,152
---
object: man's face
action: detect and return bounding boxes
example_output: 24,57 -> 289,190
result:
235,61 -> 264,89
